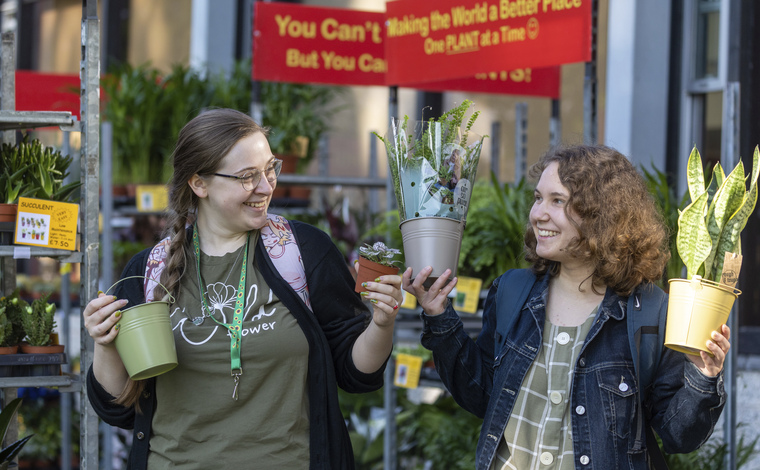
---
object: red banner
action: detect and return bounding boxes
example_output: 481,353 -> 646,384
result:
15,71 -> 80,119
385,0 -> 591,85
253,2 -> 387,86
403,67 -> 560,98
253,3 -> 560,97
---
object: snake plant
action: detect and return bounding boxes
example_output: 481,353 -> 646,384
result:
676,146 -> 759,282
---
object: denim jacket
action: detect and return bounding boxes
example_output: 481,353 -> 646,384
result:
421,273 -> 726,470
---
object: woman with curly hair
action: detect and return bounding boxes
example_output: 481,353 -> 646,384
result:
403,144 -> 729,470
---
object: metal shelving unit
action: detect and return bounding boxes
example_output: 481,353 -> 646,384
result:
0,1 -> 100,468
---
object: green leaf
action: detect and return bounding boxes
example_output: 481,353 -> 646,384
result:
703,161 -> 746,279
677,190 -> 711,278
686,146 -> 706,203
710,147 -> 760,279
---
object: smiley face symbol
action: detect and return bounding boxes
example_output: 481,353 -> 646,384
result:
527,17 -> 539,40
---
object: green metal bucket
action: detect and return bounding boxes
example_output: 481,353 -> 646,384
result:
106,276 -> 178,380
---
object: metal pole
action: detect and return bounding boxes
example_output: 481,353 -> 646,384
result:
550,99 -> 561,147
60,131 -> 73,470
100,121 -> 114,470
250,0 -> 262,124
583,0 -> 598,145
514,103 -> 528,184
369,132 -> 379,216
721,81 -> 740,470
383,85 -> 398,470
80,1 -> 101,468
490,121 -> 501,180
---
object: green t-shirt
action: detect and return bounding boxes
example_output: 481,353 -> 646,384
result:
147,238 -> 310,469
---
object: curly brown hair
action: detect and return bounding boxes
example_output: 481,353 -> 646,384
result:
524,144 -> 669,296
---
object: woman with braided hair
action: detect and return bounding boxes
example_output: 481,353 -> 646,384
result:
83,108 -> 403,469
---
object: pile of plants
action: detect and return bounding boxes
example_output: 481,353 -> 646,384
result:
0,135 -> 81,204
102,59 -> 340,184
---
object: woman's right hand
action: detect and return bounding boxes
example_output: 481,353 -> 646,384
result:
402,266 -> 457,316
83,292 -> 128,346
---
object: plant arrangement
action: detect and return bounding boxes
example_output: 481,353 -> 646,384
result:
374,99 -> 486,223
0,135 -> 81,204
676,146 -> 758,283
0,398 -> 33,470
355,241 -> 402,294
0,290 -> 29,349
665,146 -> 758,356
102,59 -> 339,185
21,292 -> 57,347
358,241 -> 402,268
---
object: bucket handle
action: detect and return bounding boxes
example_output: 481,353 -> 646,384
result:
688,275 -> 742,296
104,275 -> 176,303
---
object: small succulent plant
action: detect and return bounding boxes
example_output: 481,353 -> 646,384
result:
358,242 -> 402,268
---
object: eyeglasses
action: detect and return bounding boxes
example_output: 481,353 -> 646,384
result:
212,159 -> 283,191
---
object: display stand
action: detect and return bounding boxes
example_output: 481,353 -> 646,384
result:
0,1 -> 100,468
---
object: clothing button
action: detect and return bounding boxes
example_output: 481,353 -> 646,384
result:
136,432 -> 145,440
580,455 -> 590,465
575,405 -> 586,415
556,332 -> 570,345
550,391 -> 562,404
540,452 -> 554,465
579,357 -> 586,367
619,382 -> 629,392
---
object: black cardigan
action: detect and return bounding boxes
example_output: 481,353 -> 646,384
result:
87,221 -> 388,469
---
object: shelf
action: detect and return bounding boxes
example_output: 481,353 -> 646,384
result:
0,246 -> 82,262
0,110 -> 79,131
0,373 -> 80,392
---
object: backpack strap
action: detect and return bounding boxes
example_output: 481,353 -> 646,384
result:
627,283 -> 668,468
493,269 -> 536,357
144,214 -> 312,312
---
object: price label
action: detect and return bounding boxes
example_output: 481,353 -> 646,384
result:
394,353 -> 423,389
136,185 -> 168,212
453,276 -> 483,314
14,197 -> 79,250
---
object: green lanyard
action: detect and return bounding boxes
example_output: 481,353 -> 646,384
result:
193,224 -> 249,400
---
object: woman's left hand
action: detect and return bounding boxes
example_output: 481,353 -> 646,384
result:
355,261 -> 403,329
687,324 -> 731,377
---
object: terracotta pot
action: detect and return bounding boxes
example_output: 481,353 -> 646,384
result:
0,345 -> 19,354
355,257 -> 399,293
20,343 -> 65,354
0,203 -> 18,223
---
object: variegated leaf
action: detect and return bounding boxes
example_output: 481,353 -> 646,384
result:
704,161 -> 746,278
710,146 -> 759,280
687,146 -> 706,203
677,190 -> 710,279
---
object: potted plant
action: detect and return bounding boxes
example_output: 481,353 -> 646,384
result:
260,81 -> 339,200
20,293 -> 63,354
665,146 -> 759,355
0,398 -> 33,470
374,99 -> 486,286
355,241 -> 402,293
0,290 -> 29,354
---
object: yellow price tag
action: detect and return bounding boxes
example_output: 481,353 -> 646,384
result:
394,353 -> 423,389
136,185 -> 169,212
453,276 -> 483,314
400,291 -> 417,310
15,197 -> 79,250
